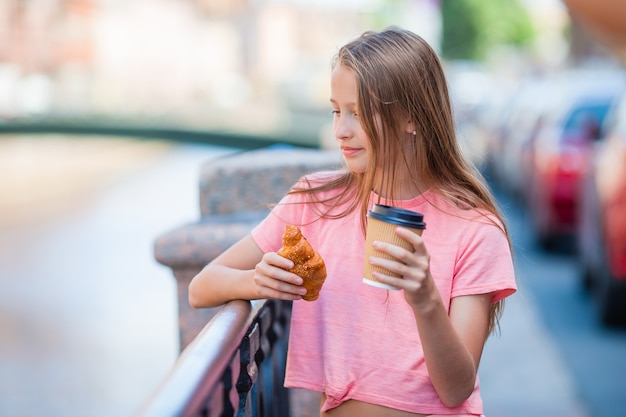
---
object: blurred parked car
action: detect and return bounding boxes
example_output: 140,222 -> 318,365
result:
455,76 -> 515,170
523,70 -> 625,250
447,61 -> 509,168
490,77 -> 566,201
578,90 -> 626,326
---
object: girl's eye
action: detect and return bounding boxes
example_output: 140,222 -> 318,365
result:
331,110 -> 340,116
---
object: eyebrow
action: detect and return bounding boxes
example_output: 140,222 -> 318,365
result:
329,98 -> 357,106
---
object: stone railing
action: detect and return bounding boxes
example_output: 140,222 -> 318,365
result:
144,146 -> 339,416
154,146 -> 340,350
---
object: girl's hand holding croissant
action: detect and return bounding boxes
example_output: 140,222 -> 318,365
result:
253,252 -> 308,301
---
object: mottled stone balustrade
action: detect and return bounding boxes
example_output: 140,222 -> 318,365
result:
154,145 -> 340,349
148,146 -> 339,417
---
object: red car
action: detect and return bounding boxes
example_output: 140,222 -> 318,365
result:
525,84 -> 622,251
578,91 -> 626,326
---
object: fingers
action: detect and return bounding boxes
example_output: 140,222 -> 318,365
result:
369,227 -> 430,287
262,252 -> 295,272
254,252 -> 307,300
371,227 -> 429,264
396,227 -> 427,254
369,255 -> 427,279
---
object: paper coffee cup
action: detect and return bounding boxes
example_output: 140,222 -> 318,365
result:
362,205 -> 426,290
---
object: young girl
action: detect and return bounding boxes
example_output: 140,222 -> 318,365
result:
189,27 -> 516,417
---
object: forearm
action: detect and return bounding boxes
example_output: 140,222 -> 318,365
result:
412,286 -> 478,407
188,263 -> 257,308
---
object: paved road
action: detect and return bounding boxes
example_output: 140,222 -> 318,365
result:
1,137 -> 623,417
487,187 -> 626,417
0,137 -> 237,417
479,187 -> 592,417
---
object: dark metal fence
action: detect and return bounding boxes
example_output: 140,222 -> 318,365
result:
139,299 -> 292,417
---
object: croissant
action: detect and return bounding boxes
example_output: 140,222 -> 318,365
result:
277,224 -> 327,301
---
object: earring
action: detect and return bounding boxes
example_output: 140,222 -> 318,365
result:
412,130 -> 417,137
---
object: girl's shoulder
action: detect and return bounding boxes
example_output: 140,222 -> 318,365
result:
289,169 -> 351,199
279,169 -> 348,204
294,169 -> 347,188
421,190 -> 506,232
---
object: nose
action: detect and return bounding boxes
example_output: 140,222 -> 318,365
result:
334,115 -> 353,141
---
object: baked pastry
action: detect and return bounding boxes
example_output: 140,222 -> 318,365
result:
277,225 -> 327,301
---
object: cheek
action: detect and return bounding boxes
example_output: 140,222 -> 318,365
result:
359,133 -> 379,167
358,146 -> 374,173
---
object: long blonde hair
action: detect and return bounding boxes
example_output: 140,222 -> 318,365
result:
292,27 -> 511,334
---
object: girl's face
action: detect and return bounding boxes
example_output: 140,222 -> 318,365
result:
330,64 -> 371,174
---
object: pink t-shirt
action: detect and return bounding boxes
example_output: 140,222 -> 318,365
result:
251,172 -> 517,415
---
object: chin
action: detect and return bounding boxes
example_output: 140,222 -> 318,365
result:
344,162 -> 367,174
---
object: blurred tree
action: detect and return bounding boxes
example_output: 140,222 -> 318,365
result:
441,0 -> 535,61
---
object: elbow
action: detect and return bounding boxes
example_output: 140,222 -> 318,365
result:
188,289 -> 200,309
188,292 -> 201,309
188,278 -> 205,309
440,389 -> 473,409
441,393 -> 471,409
438,375 -> 476,408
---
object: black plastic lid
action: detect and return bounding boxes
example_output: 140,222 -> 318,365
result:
367,204 -> 426,229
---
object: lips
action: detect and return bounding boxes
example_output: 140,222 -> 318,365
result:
341,147 -> 362,157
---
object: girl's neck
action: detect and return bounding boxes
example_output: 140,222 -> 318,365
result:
372,176 -> 430,201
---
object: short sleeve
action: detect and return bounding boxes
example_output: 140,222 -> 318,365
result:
451,218 -> 517,304
251,171 -> 344,253
250,186 -> 307,254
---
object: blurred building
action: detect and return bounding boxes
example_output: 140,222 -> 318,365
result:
0,0 -> 95,118
0,0 -> 443,142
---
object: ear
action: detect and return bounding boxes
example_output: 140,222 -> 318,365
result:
404,120 -> 416,135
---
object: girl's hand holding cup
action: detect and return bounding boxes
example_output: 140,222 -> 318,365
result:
363,204 -> 436,308
370,226 -> 438,309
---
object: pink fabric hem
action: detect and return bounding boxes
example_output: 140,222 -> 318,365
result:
427,415 -> 485,417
